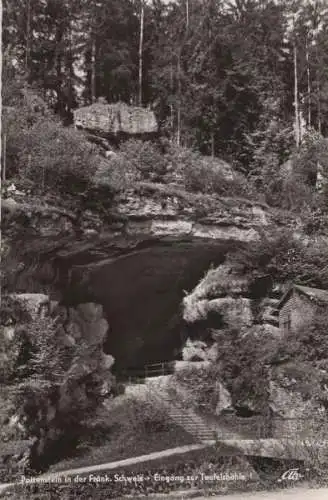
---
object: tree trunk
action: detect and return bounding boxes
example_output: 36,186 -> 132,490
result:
306,35 -> 311,128
55,25 -> 64,114
293,42 -> 300,148
186,0 -> 189,30
67,23 -> 74,115
138,1 -> 144,107
25,0 -> 31,74
3,134 -> 7,182
316,51 -> 322,134
170,63 -> 174,139
318,89 -> 322,134
91,38 -> 96,103
177,52 -> 181,146
211,130 -> 215,158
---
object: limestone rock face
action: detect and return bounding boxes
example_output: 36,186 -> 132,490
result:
183,263 -> 252,326
211,297 -> 253,328
115,185 -> 272,242
73,101 -> 158,136
182,338 -> 208,361
0,294 -> 115,474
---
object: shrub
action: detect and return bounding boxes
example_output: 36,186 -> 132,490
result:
4,85 -> 100,195
165,144 -> 249,196
275,131 -> 328,211
94,154 -> 138,192
16,118 -> 99,194
173,364 -> 222,413
230,229 -> 328,288
229,229 -> 302,282
123,394 -> 170,435
119,139 -> 168,179
274,310 -> 328,364
174,329 -> 278,415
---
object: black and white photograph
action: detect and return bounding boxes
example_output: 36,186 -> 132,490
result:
1,0 -> 328,498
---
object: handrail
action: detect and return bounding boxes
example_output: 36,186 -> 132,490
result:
118,361 -> 175,382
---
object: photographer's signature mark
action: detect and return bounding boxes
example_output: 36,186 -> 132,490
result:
277,468 -> 309,482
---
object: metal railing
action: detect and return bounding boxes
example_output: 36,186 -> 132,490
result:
117,361 -> 175,384
144,361 -> 175,377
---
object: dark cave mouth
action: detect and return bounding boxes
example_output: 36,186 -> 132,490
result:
59,238 -> 245,372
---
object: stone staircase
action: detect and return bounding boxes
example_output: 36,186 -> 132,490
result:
161,396 -> 217,442
147,377 -> 239,443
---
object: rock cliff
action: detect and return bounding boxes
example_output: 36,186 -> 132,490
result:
2,178 -> 296,370
3,165 -> 304,371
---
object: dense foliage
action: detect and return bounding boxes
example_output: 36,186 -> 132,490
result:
4,0 -> 328,177
174,310 -> 328,416
229,229 -> 328,288
3,84 -> 100,195
175,329 -> 275,414
94,139 -> 249,197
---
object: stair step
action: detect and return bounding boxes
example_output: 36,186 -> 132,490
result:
151,391 -> 222,441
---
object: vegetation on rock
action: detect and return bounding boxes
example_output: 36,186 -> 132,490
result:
0,296 -> 115,474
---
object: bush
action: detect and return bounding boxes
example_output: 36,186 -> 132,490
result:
119,139 -> 168,179
4,86 -> 100,195
274,310 -> 328,364
229,229 -> 302,282
17,118 -> 99,194
174,329 -> 278,415
165,144 -> 249,196
123,394 -> 171,435
274,131 -> 328,211
94,154 -> 138,192
173,364 -> 222,413
230,229 -> 328,289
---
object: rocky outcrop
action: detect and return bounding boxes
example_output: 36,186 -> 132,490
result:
183,263 -> 253,330
112,183 -> 276,242
182,338 -> 209,361
2,177 -> 298,369
73,101 -> 158,137
2,181 -> 278,247
0,294 -> 115,474
184,297 -> 253,330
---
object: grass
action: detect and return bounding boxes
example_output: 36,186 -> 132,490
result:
49,395 -> 196,473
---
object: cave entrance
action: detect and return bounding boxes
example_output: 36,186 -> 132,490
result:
62,239 -> 241,375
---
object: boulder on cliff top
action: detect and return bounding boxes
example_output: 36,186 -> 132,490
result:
73,100 -> 158,136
